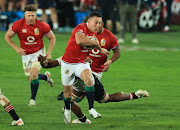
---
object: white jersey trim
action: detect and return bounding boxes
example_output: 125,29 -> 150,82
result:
10,27 -> 15,34
45,30 -> 51,36
111,45 -> 119,50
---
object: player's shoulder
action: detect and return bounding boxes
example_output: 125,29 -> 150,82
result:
13,18 -> 25,25
73,23 -> 87,33
103,28 -> 114,35
75,23 -> 87,29
103,28 -> 116,38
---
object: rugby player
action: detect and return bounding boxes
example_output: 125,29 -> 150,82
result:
4,4 -> 55,106
0,89 -> 24,126
38,55 -> 149,124
60,11 -> 109,123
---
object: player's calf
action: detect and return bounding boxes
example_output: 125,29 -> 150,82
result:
0,89 -> 24,126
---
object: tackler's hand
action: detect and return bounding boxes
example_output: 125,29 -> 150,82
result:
38,55 -> 47,63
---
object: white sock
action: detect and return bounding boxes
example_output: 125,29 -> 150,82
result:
53,23 -> 59,30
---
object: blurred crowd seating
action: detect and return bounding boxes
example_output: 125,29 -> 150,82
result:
0,0 -> 180,32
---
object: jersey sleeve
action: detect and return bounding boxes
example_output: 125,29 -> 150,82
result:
42,23 -> 51,36
11,21 -> 19,34
74,25 -> 87,36
108,31 -> 119,50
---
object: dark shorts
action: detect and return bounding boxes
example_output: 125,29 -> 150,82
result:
93,75 -> 105,102
38,0 -> 56,9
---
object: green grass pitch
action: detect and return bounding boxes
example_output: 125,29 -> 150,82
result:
0,28 -> 180,130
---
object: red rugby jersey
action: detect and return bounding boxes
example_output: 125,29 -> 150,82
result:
62,23 -> 96,63
89,28 -> 118,73
11,18 -> 51,54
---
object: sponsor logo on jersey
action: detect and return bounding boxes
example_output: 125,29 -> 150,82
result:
101,38 -> 106,46
34,28 -> 39,35
65,69 -> 69,75
22,29 -> 27,33
90,49 -> 101,57
25,36 -> 37,45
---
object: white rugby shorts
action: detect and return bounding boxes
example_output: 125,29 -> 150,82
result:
22,47 -> 46,70
61,61 -> 94,86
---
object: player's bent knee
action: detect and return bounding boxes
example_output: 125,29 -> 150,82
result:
31,62 -> 41,71
84,79 -> 93,87
0,92 -> 10,107
98,93 -> 109,103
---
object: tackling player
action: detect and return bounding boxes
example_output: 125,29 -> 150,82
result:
38,55 -> 149,124
60,12 -> 109,123
0,89 -> 24,126
4,4 -> 55,106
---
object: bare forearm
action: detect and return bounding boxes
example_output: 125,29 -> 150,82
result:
109,53 -> 120,63
76,33 -> 99,46
47,38 -> 55,55
78,38 -> 98,46
110,46 -> 120,63
40,60 -> 59,68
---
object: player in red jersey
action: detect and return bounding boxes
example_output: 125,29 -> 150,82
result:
61,12 -> 109,123
69,21 -> 120,103
4,4 -> 55,106
89,22 -> 120,79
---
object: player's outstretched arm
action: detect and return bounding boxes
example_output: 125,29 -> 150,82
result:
38,55 -> 59,68
5,29 -> 26,55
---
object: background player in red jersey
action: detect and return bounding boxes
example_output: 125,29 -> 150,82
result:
0,89 -> 24,126
4,4 -> 56,106
89,21 -> 120,79
61,12 -> 109,123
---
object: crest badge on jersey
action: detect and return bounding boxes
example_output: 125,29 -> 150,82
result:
65,69 -> 69,75
34,28 -> 39,35
101,38 -> 106,46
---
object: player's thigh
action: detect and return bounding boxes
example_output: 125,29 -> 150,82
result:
22,47 -> 45,70
31,47 -> 46,62
75,63 -> 92,81
93,76 -> 109,103
73,78 -> 86,93
61,61 -> 77,86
